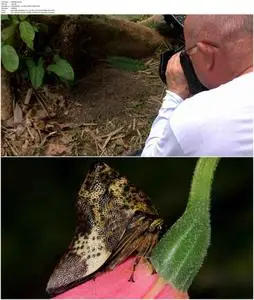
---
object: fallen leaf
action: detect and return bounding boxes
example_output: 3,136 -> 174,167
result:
13,103 -> 23,124
24,88 -> 33,105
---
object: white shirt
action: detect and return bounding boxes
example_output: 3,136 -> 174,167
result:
141,72 -> 254,156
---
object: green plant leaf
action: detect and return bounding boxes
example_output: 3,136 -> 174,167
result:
151,158 -> 220,292
107,56 -> 146,71
10,15 -> 19,25
26,58 -> 45,89
1,24 -> 17,42
19,21 -> 35,49
19,15 -> 28,21
1,15 -> 9,21
52,54 -> 61,63
47,57 -> 74,81
26,59 -> 35,69
32,25 -> 39,32
1,44 -> 19,72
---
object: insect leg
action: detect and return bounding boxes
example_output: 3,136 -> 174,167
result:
128,256 -> 142,282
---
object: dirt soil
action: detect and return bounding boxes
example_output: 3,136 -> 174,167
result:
1,54 -> 165,156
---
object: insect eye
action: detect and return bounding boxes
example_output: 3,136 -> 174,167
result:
148,218 -> 163,231
133,210 -> 146,219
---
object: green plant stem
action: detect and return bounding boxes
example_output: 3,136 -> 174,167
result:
187,158 -> 220,213
151,158 -> 220,292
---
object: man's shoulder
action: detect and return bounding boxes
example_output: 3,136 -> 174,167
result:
171,72 -> 253,127
168,73 -> 253,155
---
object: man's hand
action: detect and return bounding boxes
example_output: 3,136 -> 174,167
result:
166,52 -> 190,99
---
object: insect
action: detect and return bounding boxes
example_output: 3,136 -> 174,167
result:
46,162 -> 163,297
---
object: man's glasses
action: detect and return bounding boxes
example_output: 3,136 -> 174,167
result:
183,45 -> 197,55
183,42 -> 220,56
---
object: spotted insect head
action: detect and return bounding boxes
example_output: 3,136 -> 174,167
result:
46,162 -> 163,297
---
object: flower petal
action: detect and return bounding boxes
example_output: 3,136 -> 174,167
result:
54,257 -> 188,299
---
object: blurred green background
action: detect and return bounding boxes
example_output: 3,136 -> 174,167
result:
2,158 -> 253,298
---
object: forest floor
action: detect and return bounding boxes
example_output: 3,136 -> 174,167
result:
1,16 -> 167,156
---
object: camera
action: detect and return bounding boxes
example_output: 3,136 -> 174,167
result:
159,15 -> 208,95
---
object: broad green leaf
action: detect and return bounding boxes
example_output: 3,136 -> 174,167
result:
19,15 -> 28,21
151,158 -> 220,292
47,58 -> 74,81
107,56 -> 146,71
1,24 -> 17,42
19,21 -> 35,49
1,44 -> 19,72
26,58 -> 45,89
1,15 -> 9,21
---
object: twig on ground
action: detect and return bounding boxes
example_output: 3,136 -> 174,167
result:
111,134 -> 126,141
99,126 -> 124,139
34,91 -> 49,116
94,137 -> 99,156
26,126 -> 35,141
5,139 -> 19,156
132,118 -> 136,130
24,88 -> 33,105
38,131 -> 58,149
102,135 -> 112,150
33,125 -> 42,143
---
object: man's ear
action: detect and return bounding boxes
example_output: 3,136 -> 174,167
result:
196,42 -> 215,71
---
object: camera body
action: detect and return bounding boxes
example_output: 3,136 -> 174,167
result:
159,15 -> 208,95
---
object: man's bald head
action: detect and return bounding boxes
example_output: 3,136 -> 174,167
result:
183,15 -> 253,88
184,15 -> 253,48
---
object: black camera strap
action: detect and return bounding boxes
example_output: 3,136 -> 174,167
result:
179,52 -> 208,95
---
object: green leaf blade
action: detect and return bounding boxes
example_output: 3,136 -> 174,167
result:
19,15 -> 28,21
1,15 -> 10,21
26,58 -> 45,89
19,21 -> 35,49
152,215 -> 210,291
10,15 -> 19,24
1,24 -> 17,42
1,44 -> 19,72
32,25 -> 39,32
151,158 -> 220,292
47,58 -> 74,81
107,56 -> 146,71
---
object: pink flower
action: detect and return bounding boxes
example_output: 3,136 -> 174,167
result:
54,257 -> 189,299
